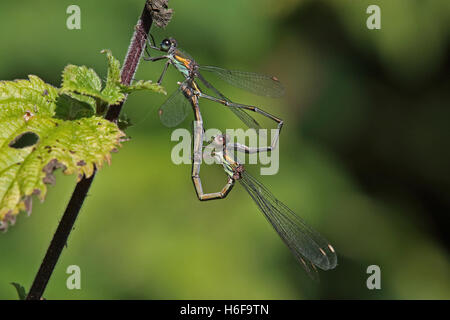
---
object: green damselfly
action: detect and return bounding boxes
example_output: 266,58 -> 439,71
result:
178,81 -> 337,279
144,36 -> 284,151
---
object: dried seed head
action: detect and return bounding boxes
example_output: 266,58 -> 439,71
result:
147,0 -> 173,28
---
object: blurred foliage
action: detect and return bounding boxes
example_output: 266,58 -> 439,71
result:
0,0 -> 449,299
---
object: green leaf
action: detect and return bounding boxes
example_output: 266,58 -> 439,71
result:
61,50 -> 165,106
0,75 -> 125,230
0,50 -> 165,230
10,282 -> 27,300
121,80 -> 166,95
101,49 -> 124,104
60,51 -> 125,106
61,64 -> 104,99
54,94 -> 96,120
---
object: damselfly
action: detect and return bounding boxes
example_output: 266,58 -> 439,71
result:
144,36 -> 284,151
177,80 -> 277,201
179,82 -> 337,279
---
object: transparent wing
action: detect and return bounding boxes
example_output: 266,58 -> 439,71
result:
196,73 -> 261,130
199,65 -> 285,98
158,88 -> 190,127
239,171 -> 337,275
229,107 -> 261,131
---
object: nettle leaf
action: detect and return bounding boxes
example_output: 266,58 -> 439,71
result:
61,64 -> 105,100
0,50 -> 165,230
61,50 -> 165,106
61,49 -> 124,105
101,49 -> 124,104
0,75 -> 125,230
54,93 -> 96,120
121,80 -> 166,94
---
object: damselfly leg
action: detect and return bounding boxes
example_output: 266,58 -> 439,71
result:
197,91 -> 283,152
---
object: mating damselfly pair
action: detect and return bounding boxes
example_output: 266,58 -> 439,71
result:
142,34 -> 337,279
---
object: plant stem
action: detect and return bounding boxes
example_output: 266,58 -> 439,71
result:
26,4 -> 154,300
25,174 -> 96,300
106,6 -> 153,121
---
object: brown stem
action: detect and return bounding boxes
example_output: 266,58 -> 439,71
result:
105,6 -> 153,121
26,4 -> 155,300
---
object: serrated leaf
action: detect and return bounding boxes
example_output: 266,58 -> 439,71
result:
60,50 -> 165,107
10,282 -> 27,300
0,76 -> 125,230
121,80 -> 166,95
60,52 -> 125,105
101,49 -> 124,103
0,75 -> 59,117
61,64 -> 103,98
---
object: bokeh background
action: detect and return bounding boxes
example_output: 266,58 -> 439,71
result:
0,0 -> 449,299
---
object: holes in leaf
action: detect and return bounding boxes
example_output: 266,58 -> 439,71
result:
9,132 -> 39,149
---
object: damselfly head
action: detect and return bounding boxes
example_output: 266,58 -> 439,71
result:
232,164 -> 245,180
160,38 -> 177,51
212,134 -> 230,148
212,134 -> 224,146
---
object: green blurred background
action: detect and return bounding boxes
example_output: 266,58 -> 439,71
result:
0,0 -> 449,299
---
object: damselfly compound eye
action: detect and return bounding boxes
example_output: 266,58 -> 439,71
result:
160,39 -> 171,51
213,135 -> 224,146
